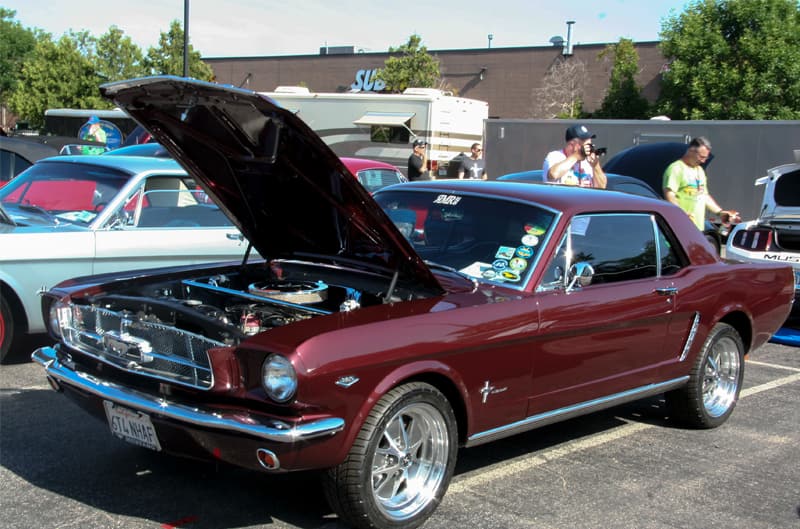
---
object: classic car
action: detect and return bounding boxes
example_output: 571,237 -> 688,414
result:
497,169 -> 665,198
0,155 -> 253,361
602,142 -> 728,252
726,157 -> 800,322
341,156 -> 407,193
32,77 -> 794,529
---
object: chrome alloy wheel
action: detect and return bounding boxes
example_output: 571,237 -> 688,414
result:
702,335 -> 741,418
371,401 -> 450,522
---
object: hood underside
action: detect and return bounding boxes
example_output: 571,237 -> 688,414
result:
756,163 -> 800,222
100,76 -> 442,295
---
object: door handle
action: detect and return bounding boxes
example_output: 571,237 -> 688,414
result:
655,287 -> 678,296
226,232 -> 244,241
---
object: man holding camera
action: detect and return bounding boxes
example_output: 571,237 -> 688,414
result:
543,124 -> 607,189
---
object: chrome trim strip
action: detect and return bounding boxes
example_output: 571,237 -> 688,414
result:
32,347 -> 344,443
679,312 -> 701,362
466,376 -> 689,447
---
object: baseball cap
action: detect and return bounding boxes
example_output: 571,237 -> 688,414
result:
565,124 -> 595,142
412,139 -> 428,147
88,115 -> 100,124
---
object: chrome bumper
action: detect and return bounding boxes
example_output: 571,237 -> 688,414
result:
32,346 -> 344,443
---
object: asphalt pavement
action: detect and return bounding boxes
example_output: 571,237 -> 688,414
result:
1,335 -> 798,529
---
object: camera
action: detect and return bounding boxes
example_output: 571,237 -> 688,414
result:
588,145 -> 607,156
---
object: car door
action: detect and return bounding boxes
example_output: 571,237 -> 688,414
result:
527,213 -> 680,416
92,174 -> 252,274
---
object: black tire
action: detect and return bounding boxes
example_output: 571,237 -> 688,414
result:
323,382 -> 458,529
0,295 -> 15,363
667,322 -> 745,428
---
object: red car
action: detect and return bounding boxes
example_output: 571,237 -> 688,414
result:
34,77 -> 794,529
341,156 -> 407,193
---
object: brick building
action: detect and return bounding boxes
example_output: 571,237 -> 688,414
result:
204,41 -> 668,119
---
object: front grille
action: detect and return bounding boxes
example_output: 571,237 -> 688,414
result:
61,304 -> 219,390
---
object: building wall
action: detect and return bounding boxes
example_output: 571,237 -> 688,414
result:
204,42 -> 668,119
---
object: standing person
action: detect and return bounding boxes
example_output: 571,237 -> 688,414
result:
407,139 -> 428,181
663,136 -> 739,230
458,143 -> 488,180
543,124 -> 607,189
80,116 -> 107,154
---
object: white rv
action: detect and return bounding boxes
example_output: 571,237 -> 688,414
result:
260,87 -> 489,178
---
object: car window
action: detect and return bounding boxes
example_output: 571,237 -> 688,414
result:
538,213 -> 682,290
0,149 -> 33,183
125,176 -> 233,228
374,189 -> 557,288
0,162 -> 130,224
356,168 -> 405,193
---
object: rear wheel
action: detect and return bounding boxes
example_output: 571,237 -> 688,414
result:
0,295 -> 16,363
323,382 -> 458,529
667,323 -> 744,428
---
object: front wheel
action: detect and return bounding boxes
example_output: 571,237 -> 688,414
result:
0,295 -> 16,363
323,382 -> 458,529
667,322 -> 744,428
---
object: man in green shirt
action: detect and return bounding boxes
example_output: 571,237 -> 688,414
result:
663,137 -> 738,230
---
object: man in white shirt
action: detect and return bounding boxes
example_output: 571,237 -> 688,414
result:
542,124 -> 607,188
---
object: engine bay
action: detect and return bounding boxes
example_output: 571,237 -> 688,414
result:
75,262 -> 396,347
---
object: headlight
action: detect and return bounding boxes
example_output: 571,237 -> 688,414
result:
261,354 -> 297,403
45,296 -> 70,340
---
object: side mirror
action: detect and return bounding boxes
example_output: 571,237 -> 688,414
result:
566,262 -> 595,290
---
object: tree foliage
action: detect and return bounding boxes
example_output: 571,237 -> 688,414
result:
0,8 -> 37,106
4,16 -> 214,129
7,34 -> 110,129
378,34 -> 441,93
530,57 -> 587,119
657,0 -> 800,119
95,26 -> 148,82
145,20 -> 214,80
594,38 -> 650,119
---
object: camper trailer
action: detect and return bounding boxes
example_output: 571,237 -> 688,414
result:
261,87 -> 489,178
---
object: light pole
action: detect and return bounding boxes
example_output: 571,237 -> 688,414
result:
183,0 -> 190,77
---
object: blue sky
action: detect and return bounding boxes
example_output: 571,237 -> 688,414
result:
5,0 -> 691,58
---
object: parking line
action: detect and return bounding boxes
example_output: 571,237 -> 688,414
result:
746,360 -> 800,373
448,372 -> 800,495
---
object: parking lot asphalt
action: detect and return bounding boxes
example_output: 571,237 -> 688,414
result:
1,336 -> 798,529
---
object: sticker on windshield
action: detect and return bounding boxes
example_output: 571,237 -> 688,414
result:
524,223 -> 546,236
516,246 -> 534,258
495,246 -> 515,260
509,257 -> 528,271
521,234 -> 539,247
492,259 -> 509,271
432,194 -> 462,206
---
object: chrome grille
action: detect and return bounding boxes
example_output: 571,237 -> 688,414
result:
60,304 -> 219,390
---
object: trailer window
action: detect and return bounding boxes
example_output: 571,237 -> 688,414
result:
370,125 -> 410,144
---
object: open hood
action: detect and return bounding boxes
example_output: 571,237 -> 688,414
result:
100,76 -> 442,294
754,162 -> 800,222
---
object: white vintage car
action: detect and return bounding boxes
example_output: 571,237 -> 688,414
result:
726,156 -> 800,322
0,155 -> 254,361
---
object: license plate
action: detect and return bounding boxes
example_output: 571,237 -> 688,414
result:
103,401 -> 161,451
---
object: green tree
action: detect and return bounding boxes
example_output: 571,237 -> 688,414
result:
657,0 -> 800,119
377,34 -> 440,93
0,8 -> 37,107
7,34 -> 109,129
594,38 -> 650,119
144,20 -> 214,80
95,26 -> 147,82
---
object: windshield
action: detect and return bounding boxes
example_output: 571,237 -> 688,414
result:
0,162 -> 131,225
374,189 -> 557,287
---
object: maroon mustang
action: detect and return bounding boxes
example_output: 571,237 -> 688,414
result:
33,77 -> 795,529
